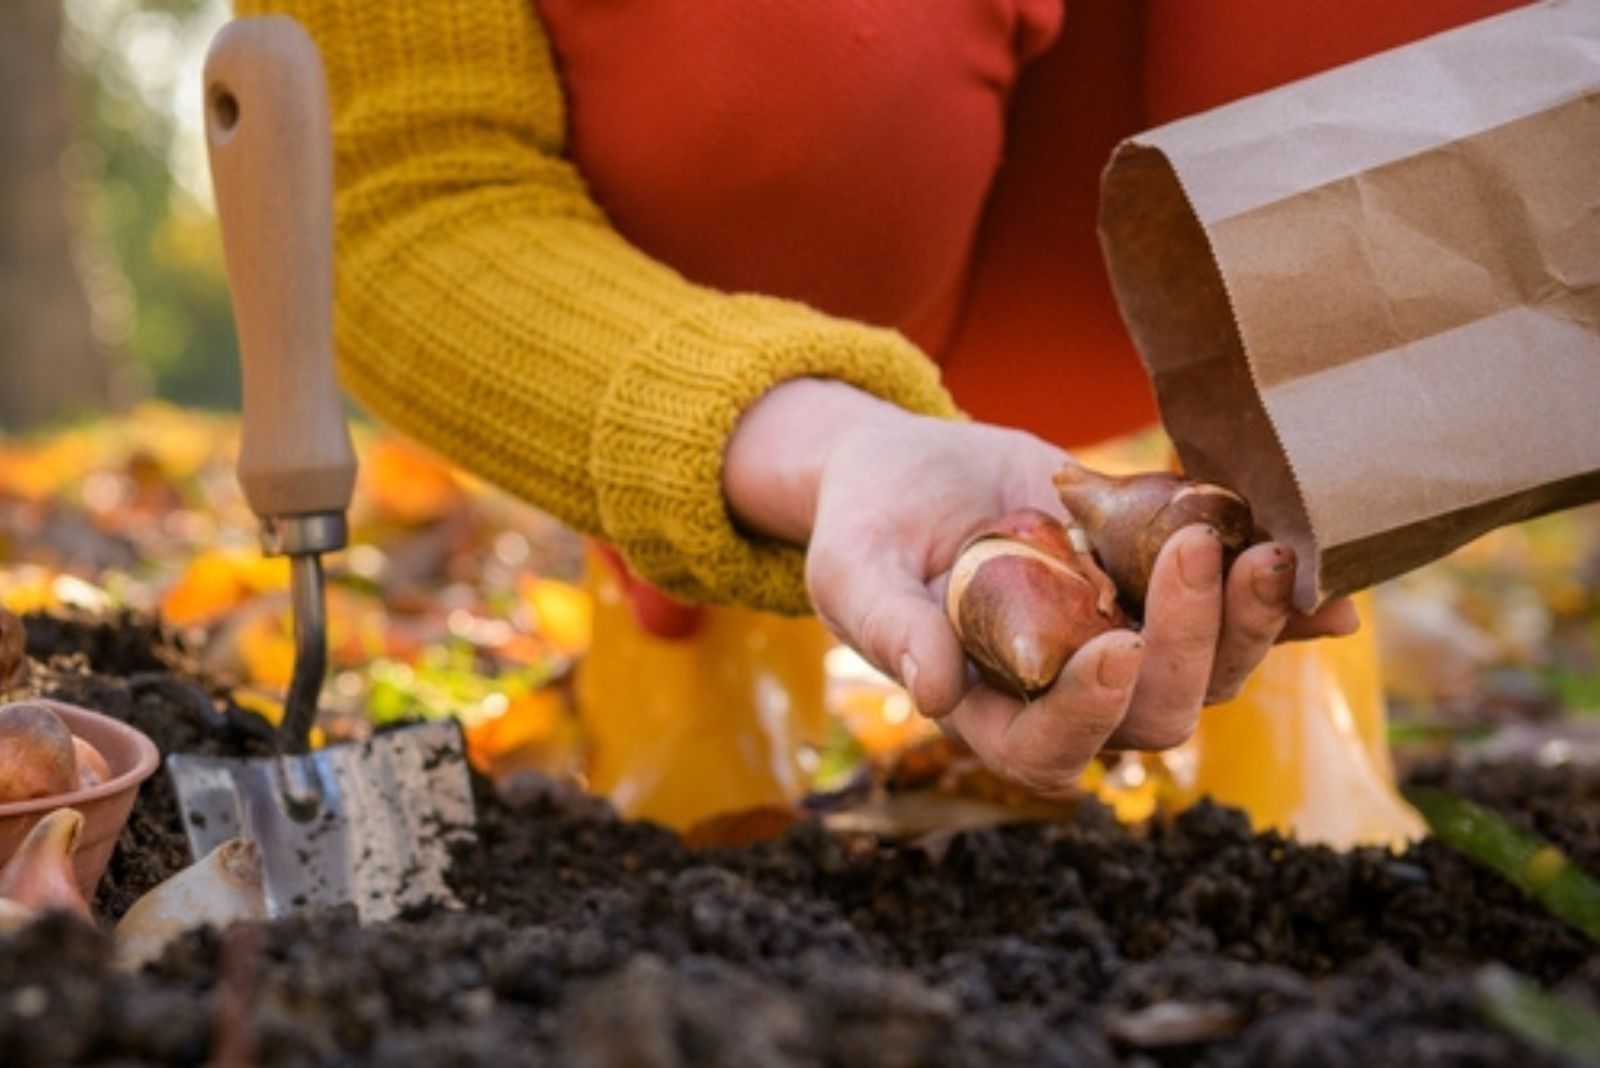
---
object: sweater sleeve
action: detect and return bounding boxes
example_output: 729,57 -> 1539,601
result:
229,0 -> 960,614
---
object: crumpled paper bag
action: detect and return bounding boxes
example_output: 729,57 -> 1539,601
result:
1099,0 -> 1600,611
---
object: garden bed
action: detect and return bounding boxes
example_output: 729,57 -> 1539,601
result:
2,612 -> 1597,1067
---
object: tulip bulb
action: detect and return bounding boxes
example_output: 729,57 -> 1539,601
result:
945,509 -> 1126,697
72,737 -> 111,790
0,701 -> 81,803
0,899 -> 35,934
114,837 -> 268,970
1052,460 -> 1255,616
0,807 -> 93,923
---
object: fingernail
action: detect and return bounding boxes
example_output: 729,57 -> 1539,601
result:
899,653 -> 920,699
1252,546 -> 1294,607
1178,528 -> 1223,590
1098,638 -> 1143,690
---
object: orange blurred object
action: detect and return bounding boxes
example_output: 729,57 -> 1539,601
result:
237,611 -> 296,689
218,587 -> 375,692
1160,592 -> 1424,850
0,436 -> 97,504
518,575 -> 594,658
681,805 -> 808,851
463,688 -> 582,782
575,547 -> 833,830
160,550 -> 288,627
359,438 -> 469,526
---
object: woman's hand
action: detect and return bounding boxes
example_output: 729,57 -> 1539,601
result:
723,379 -> 1358,798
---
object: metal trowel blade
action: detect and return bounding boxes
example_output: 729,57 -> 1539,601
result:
166,720 -> 477,921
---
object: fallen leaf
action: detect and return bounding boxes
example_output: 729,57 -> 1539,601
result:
237,611 -> 295,689
1475,964 -> 1600,1067
1407,786 -> 1600,941
360,438 -> 468,526
518,575 -> 593,657
682,805 -> 809,850
463,688 -> 581,780
161,550 -> 288,627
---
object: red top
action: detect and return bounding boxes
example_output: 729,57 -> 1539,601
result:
538,0 -> 1526,448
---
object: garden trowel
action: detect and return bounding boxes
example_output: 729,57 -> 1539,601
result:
166,16 -> 476,921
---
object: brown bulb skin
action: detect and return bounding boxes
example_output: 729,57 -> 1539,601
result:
1052,460 -> 1255,616
945,509 -> 1126,698
0,702 -> 81,803
73,737 -> 112,789
0,808 -> 92,922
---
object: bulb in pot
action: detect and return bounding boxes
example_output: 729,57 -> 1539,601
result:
0,701 -> 81,803
1052,460 -> 1255,616
114,837 -> 268,970
72,737 -> 111,789
0,807 -> 93,924
945,508 -> 1126,698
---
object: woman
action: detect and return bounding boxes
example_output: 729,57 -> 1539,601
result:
232,0 -> 1520,822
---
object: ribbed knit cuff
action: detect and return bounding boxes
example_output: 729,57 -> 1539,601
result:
591,294 -> 959,614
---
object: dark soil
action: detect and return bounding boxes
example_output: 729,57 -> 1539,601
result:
3,612 -> 1598,1067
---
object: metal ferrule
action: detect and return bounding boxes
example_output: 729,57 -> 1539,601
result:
258,511 -> 348,557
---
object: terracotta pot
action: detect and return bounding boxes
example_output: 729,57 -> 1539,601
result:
0,702 -> 161,899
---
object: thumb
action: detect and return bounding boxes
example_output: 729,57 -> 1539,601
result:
805,540 -> 969,719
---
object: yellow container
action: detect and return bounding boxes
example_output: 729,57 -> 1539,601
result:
1161,592 -> 1423,849
575,549 -> 832,829
577,542 -> 1421,848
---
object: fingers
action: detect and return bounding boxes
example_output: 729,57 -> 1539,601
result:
1105,525 -> 1224,750
805,536 -> 969,719
1280,595 -> 1361,642
1204,541 -> 1296,702
810,509 -> 1361,804
948,631 -> 1145,799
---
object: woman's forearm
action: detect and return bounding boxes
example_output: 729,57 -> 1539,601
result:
236,0 -> 960,612
722,378 -> 914,546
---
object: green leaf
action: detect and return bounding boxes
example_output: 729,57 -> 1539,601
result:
1542,666 -> 1600,717
1476,965 -> 1600,1067
1406,787 -> 1600,942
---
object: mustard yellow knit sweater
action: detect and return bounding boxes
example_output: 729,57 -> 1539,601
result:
230,0 -> 959,614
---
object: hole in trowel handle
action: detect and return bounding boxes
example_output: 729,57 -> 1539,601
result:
208,85 -> 240,142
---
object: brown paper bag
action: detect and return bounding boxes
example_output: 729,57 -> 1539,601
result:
1099,1 -> 1600,612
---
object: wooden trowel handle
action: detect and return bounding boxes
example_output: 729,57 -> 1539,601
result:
204,17 -> 355,520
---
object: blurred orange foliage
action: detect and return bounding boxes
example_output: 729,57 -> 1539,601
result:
518,574 -> 592,657
359,439 -> 468,526
161,549 -> 289,626
463,688 -> 581,781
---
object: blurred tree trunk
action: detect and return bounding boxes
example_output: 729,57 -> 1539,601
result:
0,0 -> 114,432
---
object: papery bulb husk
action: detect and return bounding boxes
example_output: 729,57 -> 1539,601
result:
946,509 -> 1126,697
0,701 -> 81,803
114,837 -> 268,971
0,808 -> 93,922
0,608 -> 25,691
1053,461 -> 1255,615
0,898 -> 36,934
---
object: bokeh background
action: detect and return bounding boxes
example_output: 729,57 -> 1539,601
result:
4,0 -> 235,430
